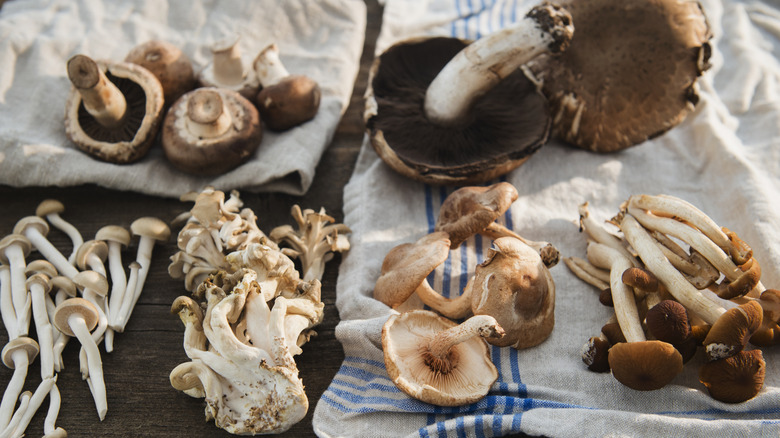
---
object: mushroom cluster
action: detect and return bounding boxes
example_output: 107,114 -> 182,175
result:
565,195 -> 773,402
167,187 -> 349,434
373,182 -> 558,405
0,199 -> 169,436
65,36 -> 321,174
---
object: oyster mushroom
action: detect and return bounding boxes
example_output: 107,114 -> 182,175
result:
161,87 -> 262,175
198,34 -> 259,99
124,40 -> 196,105
382,310 -> 504,406
365,4 -> 573,184
64,54 -> 164,163
527,0 -> 712,152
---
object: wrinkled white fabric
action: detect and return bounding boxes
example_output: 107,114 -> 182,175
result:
314,0 -> 780,436
0,0 -> 366,197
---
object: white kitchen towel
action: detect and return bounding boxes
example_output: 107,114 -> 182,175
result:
313,0 -> 780,436
0,0 -> 366,197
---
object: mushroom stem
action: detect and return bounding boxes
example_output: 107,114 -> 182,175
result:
578,202 -> 636,264
0,339 -> 36,430
1,390 -> 30,438
0,266 -> 18,341
1,237 -> 32,338
27,277 -> 55,378
253,43 -> 291,87
43,381 -> 65,438
114,261 -> 140,332
67,54 -> 128,128
423,3 -> 573,125
67,312 -> 107,420
563,256 -> 610,290
185,89 -> 232,138
10,376 -> 56,438
211,35 -> 245,86
36,200 -> 84,266
426,314 -> 504,361
16,222 -> 79,279
414,278 -> 474,320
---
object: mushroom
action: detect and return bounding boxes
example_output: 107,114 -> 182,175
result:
699,350 -> 765,403
52,298 -> 107,420
95,225 -> 131,352
252,43 -> 321,131
365,4 -> 574,184
161,87 -> 263,175
75,240 -> 109,277
0,234 -> 33,338
9,376 -> 58,438
581,314 -> 618,373
124,40 -> 196,105
0,265 -> 17,341
701,300 -> 763,361
13,216 -> 79,279
436,182 -> 559,267
49,276 -> 77,373
64,54 -> 164,163
381,310 -> 504,406
0,337 -> 39,430
198,34 -> 260,99
72,271 -> 110,381
24,261 -> 58,378
526,0 -> 712,152
36,199 -> 84,266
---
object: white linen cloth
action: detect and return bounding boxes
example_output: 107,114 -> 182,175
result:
0,0 -> 366,197
313,0 -> 780,436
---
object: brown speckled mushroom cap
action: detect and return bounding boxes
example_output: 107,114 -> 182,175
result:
162,87 -> 262,175
365,37 -> 551,185
65,54 -> 165,164
528,0 -> 712,152
124,40 -> 196,105
256,75 -> 321,131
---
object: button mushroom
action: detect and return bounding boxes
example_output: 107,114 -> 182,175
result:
527,0 -> 712,152
161,87 -> 263,175
382,310 -> 504,406
64,54 -> 164,163
365,4 -> 573,184
252,43 -> 321,131
124,40 -> 196,106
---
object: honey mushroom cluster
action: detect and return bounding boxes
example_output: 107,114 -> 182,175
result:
373,182 -> 559,406
167,187 -> 350,434
65,35 -> 321,175
565,195 -> 775,402
0,199 -> 169,436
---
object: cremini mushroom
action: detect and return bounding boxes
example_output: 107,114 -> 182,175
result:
36,199 -> 83,265
124,40 -> 196,106
64,54 -> 164,163
161,87 -> 263,175
365,4 -> 573,184
527,0 -> 712,152
198,34 -> 259,99
0,234 -> 32,338
382,310 -> 504,406
252,43 -> 321,131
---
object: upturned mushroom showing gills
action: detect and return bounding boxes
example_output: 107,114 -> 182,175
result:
382,310 -> 504,406
64,54 -> 164,164
365,4 -> 573,184
527,0 -> 712,152
161,87 -> 262,175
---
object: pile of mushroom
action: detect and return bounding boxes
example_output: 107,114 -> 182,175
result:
65,36 -> 321,173
566,195 -> 773,402
167,187 -> 349,434
0,199 -> 169,436
373,182 -> 558,405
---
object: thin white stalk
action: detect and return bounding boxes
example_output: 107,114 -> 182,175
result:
0,349 -> 30,430
0,267 -> 18,341
45,214 -> 83,266
4,244 -> 31,338
114,262 -> 140,331
28,281 -> 54,378
0,391 -> 29,438
68,314 -> 107,421
10,376 -> 55,438
21,228 -> 78,279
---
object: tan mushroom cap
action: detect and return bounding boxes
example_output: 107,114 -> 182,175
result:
35,199 -> 66,217
256,75 -> 321,131
72,270 -> 110,297
131,217 -> 171,242
52,298 -> 100,337
703,300 -> 763,361
95,225 -> 132,247
124,40 -> 196,105
529,0 -> 711,152
13,216 -> 50,238
435,182 -> 517,249
25,259 -> 58,279
75,240 -> 109,271
50,276 -> 78,298
382,310 -> 501,406
699,349 -> 765,403
607,340 -> 683,391
373,232 -> 451,308
0,234 -> 32,263
2,337 -> 40,369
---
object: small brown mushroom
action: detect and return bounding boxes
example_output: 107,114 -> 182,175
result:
253,44 -> 321,131
161,87 -> 262,175
382,310 -> 503,406
124,40 -> 196,105
64,54 -> 164,164
645,300 -> 691,345
702,300 -> 763,361
699,350 -> 765,403
608,340 -> 683,391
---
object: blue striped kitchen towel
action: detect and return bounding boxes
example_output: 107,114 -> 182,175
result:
313,0 -> 780,436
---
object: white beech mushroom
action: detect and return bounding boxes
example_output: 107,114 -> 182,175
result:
252,43 -> 321,131
526,0 -> 712,152
24,261 -> 58,378
365,4 -> 573,184
382,310 -> 504,406
49,277 -> 77,373
9,376 -> 58,438
0,337 -> 38,430
13,217 -> 79,279
64,54 -> 164,163
124,40 -> 196,106
0,234 -> 33,338
198,34 -> 260,99
95,225 -> 131,352
35,199 -> 83,266
161,87 -> 263,175
0,265 -> 17,342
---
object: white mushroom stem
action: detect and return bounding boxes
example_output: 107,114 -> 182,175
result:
563,256 -> 610,290
50,292 -> 71,373
211,35 -> 245,86
426,314 -> 504,360
66,312 -> 107,420
10,376 -> 56,438
579,202 -> 637,264
0,390 -> 30,438
40,211 -> 83,267
619,214 -> 727,325
43,381 -> 65,438
185,89 -> 232,138
424,3 -> 573,125
586,242 -> 645,343
104,241 -> 127,352
3,242 -> 31,338
67,55 -> 127,128
78,289 -> 108,379
0,266 -> 18,340
28,280 -> 54,378
0,346 -> 32,429
114,262 -> 140,332
18,227 -> 79,279
253,43 -> 290,87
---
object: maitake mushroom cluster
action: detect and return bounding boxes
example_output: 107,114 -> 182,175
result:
373,182 -> 558,406
0,199 -> 169,436
566,195 -> 775,403
167,187 -> 349,434
65,36 -> 321,174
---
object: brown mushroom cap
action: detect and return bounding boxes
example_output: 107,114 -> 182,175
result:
645,300 -> 691,345
703,300 -> 763,361
35,199 -> 66,217
365,37 -> 551,184
608,340 -> 683,391
435,182 -> 517,249
162,87 -> 263,175
52,298 -> 100,337
256,75 -> 321,131
124,40 -> 196,105
528,0 -> 712,152
95,225 -> 131,247
2,337 -> 39,369
64,55 -> 165,163
75,240 -> 109,271
581,336 -> 611,372
699,349 -> 765,403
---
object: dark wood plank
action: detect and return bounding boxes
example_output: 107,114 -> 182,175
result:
0,1 -> 383,436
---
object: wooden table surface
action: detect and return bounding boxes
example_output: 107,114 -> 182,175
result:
0,1 -> 383,436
